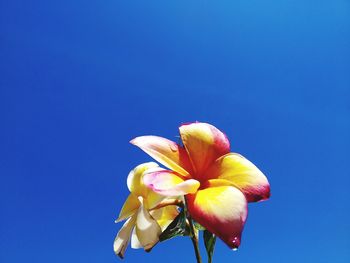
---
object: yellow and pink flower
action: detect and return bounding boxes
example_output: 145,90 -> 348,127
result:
130,122 -> 270,249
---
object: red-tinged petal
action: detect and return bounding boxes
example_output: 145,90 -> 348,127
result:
144,170 -> 200,196
186,184 -> 248,249
130,136 -> 193,177
179,122 -> 230,177
205,153 -> 270,202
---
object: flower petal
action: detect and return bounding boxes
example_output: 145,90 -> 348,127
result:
126,162 -> 166,209
116,193 -> 140,222
205,153 -> 270,202
135,199 -> 162,251
130,136 -> 192,177
113,215 -> 137,258
131,227 -> 142,249
144,190 -> 166,210
144,170 -> 200,196
127,162 -> 161,196
150,205 -> 180,231
186,184 -> 248,249
179,122 -> 230,176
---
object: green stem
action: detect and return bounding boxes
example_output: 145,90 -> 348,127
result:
185,199 -> 203,263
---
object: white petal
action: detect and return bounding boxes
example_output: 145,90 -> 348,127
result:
113,216 -> 136,258
135,202 -> 161,251
130,227 -> 142,249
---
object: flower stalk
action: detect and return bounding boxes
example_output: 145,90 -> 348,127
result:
185,199 -> 203,263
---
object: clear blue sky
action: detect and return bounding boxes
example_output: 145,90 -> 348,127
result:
1,1 -> 349,262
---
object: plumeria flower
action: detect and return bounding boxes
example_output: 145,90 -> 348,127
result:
114,162 -> 179,258
130,122 -> 270,249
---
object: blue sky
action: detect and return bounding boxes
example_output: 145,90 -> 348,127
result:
1,0 -> 349,262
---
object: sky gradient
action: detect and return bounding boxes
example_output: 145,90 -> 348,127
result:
1,1 -> 349,262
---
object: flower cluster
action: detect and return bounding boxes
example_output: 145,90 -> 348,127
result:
114,122 -> 270,260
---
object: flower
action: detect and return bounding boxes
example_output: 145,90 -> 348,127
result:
114,162 -> 179,258
130,122 -> 270,249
